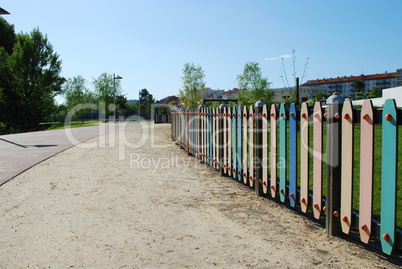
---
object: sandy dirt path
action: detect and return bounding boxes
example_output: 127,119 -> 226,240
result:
0,124 -> 399,268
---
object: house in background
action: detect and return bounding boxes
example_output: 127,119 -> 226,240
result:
271,86 -> 320,103
222,88 -> 240,100
200,88 -> 225,99
156,95 -> 180,105
397,68 -> 402,86
301,70 -> 397,97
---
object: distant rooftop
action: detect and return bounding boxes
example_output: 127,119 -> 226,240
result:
224,88 -> 240,94
302,71 -> 396,86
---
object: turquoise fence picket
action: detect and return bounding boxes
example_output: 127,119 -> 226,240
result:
381,99 -> 398,255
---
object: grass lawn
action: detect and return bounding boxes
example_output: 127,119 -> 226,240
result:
40,120 -> 100,130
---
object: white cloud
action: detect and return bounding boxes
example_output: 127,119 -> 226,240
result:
280,54 -> 292,59
264,57 -> 277,61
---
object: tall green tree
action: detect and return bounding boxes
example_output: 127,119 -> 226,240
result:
179,63 -> 205,108
236,62 -> 274,107
63,76 -> 95,122
139,88 -> 155,116
0,28 -> 65,132
93,72 -> 122,116
351,80 -> 365,97
0,17 -> 16,55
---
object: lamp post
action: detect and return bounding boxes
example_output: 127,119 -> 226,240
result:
0,7 -> 10,15
113,73 -> 123,122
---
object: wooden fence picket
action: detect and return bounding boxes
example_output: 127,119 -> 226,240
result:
279,104 -> 287,203
249,106 -> 254,187
359,100 -> 374,244
270,104 -> 277,198
289,103 -> 297,207
313,102 -> 323,220
223,107 -> 228,174
380,99 -> 398,255
232,107 -> 237,179
300,102 -> 309,213
262,104 -> 269,194
242,106 -> 248,184
341,101 -> 354,234
237,106 -> 242,182
228,107 -> 232,177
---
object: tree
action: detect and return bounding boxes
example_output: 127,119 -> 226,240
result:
236,62 -> 274,107
282,91 -> 297,104
0,28 -> 65,132
93,72 -> 122,116
0,17 -> 16,55
351,80 -> 365,97
139,88 -> 155,117
179,63 -> 205,108
366,85 -> 382,99
63,76 -> 95,122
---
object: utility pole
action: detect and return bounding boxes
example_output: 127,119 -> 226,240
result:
296,77 -> 300,106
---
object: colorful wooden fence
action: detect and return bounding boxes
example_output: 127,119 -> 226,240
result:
170,100 -> 401,256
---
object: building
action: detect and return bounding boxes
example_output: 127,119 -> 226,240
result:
199,88 -> 225,99
271,86 -> 320,103
222,88 -> 240,100
397,68 -> 402,86
302,70 -> 397,97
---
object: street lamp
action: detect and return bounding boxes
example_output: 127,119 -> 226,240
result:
0,7 -> 10,15
113,73 -> 123,122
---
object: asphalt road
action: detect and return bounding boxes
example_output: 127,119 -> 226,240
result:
0,123 -> 140,185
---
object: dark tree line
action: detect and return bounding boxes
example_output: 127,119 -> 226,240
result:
0,17 -> 64,133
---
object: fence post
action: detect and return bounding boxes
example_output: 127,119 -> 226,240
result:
219,103 -> 229,176
255,99 -> 266,196
326,92 -> 345,235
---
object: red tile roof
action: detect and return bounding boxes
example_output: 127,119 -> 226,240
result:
224,89 -> 240,94
156,95 -> 180,104
302,72 -> 396,86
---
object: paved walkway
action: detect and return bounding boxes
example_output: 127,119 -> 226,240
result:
0,123 -> 139,185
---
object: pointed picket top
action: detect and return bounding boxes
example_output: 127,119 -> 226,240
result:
359,99 -> 374,244
340,100 -> 354,235
313,101 -> 323,220
380,99 -> 398,255
270,104 -> 277,198
300,102 -> 309,213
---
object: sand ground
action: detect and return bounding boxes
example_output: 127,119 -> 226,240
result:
0,124 -> 400,268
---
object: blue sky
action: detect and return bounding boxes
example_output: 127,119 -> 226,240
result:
2,0 -> 401,102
